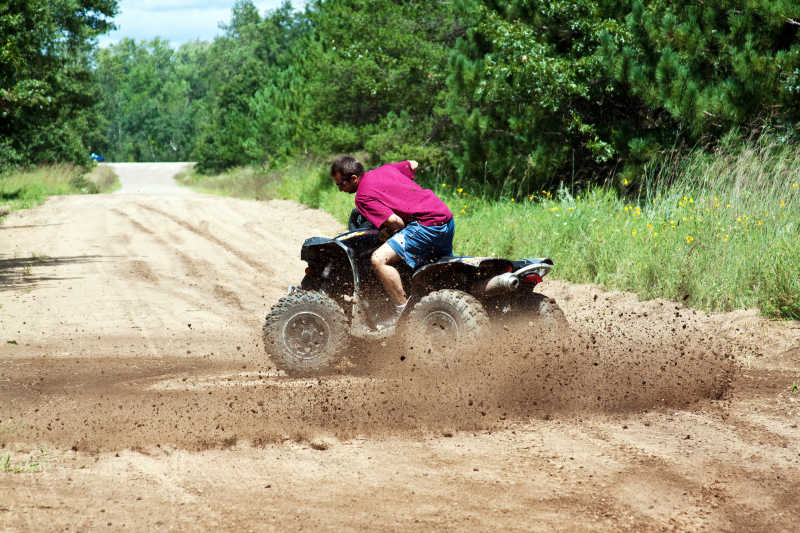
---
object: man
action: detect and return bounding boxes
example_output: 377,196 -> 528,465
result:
330,155 -> 454,325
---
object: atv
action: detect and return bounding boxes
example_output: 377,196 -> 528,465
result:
263,210 -> 566,376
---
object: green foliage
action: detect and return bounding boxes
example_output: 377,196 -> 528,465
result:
0,0 -> 118,170
440,1 -> 638,195
192,1 -> 303,171
191,0 -> 462,172
603,1 -> 800,137
94,38 -> 206,161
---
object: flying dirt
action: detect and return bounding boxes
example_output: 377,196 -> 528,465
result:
1,163 -> 798,531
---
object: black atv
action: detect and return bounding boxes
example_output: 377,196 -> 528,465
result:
263,210 -> 566,376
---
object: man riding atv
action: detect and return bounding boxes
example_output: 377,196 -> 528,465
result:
262,158 -> 564,376
331,155 -> 454,328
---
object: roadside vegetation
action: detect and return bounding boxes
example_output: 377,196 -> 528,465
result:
182,134 -> 800,320
0,165 -> 119,220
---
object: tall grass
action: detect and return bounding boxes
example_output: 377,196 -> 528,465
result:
440,136 -> 800,318
175,159 -> 355,221
0,164 -> 120,219
175,165 -> 282,200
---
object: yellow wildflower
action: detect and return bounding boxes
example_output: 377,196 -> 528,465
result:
685,235 -> 694,244
631,230 -> 637,236
457,188 -> 463,193
793,183 -> 799,190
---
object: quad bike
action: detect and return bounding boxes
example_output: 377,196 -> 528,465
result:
263,210 -> 567,376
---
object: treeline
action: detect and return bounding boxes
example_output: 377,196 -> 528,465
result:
4,1 -> 800,195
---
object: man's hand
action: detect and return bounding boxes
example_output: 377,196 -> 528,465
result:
384,213 -> 405,233
408,160 -> 419,171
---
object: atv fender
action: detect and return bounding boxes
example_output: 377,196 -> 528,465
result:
409,256 -> 513,296
300,230 -> 384,296
300,236 -> 359,292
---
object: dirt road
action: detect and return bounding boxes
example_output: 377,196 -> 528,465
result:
1,163 -> 799,531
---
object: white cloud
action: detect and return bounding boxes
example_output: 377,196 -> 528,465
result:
98,0 -> 299,47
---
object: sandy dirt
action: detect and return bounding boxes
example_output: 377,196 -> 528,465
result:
1,163 -> 799,531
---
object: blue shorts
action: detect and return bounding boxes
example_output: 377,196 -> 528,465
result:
387,218 -> 454,269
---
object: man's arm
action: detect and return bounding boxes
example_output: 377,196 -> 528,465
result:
389,160 -> 418,180
383,213 -> 405,233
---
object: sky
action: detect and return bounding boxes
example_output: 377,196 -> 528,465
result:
97,1 -> 302,48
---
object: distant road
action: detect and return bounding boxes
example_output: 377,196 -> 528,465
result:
107,161 -> 195,195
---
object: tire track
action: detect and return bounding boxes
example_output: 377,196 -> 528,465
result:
136,203 -> 274,276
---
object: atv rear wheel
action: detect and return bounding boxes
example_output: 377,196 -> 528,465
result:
509,290 -> 570,345
514,291 -> 567,323
404,289 -> 489,368
263,290 -> 349,376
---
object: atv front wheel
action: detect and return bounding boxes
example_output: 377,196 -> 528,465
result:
263,290 -> 349,376
404,289 -> 489,367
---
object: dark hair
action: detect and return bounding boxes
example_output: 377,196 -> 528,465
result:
330,156 -> 364,179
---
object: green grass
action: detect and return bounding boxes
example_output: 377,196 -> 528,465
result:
175,165 -> 283,201
168,139 -> 800,319
1,450 -> 49,474
0,164 -> 120,220
435,137 -> 800,319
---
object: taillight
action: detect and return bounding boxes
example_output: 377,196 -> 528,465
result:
305,266 -> 311,275
523,273 -> 542,284
505,265 -> 513,272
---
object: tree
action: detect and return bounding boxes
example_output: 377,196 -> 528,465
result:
0,0 -> 118,169
603,0 -> 800,138
94,38 -> 205,161
441,0 -> 633,194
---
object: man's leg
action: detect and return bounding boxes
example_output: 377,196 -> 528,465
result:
371,242 -> 407,306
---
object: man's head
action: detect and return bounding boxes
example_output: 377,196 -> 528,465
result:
330,156 -> 364,194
